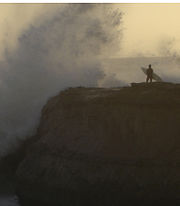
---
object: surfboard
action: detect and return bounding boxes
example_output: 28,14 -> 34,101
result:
141,67 -> 163,82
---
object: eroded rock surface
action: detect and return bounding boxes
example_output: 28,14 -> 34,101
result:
16,82 -> 180,205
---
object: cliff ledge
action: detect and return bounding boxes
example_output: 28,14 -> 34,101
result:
16,82 -> 180,205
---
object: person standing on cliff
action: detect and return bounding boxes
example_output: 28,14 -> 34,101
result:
146,64 -> 153,83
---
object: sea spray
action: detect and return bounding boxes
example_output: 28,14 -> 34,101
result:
0,4 -> 123,155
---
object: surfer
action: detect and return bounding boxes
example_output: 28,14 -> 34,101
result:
146,64 -> 153,83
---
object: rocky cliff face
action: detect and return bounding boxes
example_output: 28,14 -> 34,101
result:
16,82 -> 180,205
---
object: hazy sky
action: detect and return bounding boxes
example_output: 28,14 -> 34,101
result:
121,3 -> 180,57
1,4 -> 180,58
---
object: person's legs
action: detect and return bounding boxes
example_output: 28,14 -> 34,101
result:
146,76 -> 149,83
150,76 -> 152,83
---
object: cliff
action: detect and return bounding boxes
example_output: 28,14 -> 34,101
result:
16,82 -> 180,205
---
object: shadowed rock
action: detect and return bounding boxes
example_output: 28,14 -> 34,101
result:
16,82 -> 180,205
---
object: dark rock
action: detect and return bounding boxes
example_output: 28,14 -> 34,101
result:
16,82 -> 180,205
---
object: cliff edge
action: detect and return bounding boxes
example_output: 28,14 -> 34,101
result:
16,82 -> 180,205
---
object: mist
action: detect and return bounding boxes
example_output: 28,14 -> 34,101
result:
2,3 -> 180,156
0,4 -> 123,156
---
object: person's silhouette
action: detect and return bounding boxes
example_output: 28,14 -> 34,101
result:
146,64 -> 153,83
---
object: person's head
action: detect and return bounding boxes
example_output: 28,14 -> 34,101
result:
149,64 -> 151,68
